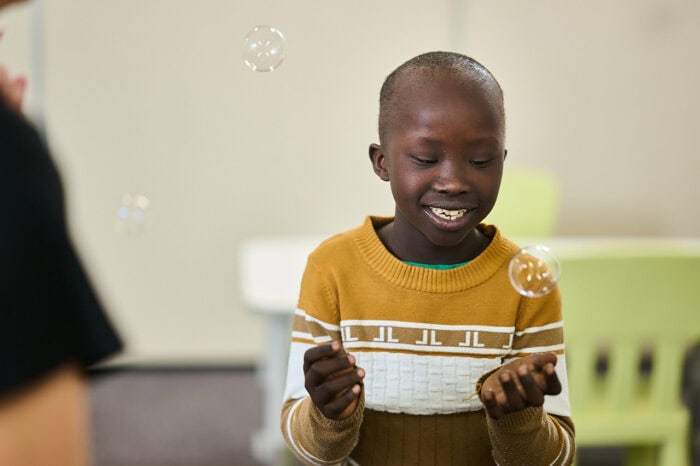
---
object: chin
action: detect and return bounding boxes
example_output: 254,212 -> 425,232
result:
424,230 -> 474,249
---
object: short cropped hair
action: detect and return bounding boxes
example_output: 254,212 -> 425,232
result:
378,51 -> 505,145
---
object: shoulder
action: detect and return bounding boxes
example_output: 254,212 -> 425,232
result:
307,221 -> 366,265
0,103 -> 47,163
478,223 -> 521,258
307,215 -> 392,265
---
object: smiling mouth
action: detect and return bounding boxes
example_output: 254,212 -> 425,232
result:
429,207 -> 469,221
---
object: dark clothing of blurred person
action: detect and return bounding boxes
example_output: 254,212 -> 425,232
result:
0,11 -> 123,463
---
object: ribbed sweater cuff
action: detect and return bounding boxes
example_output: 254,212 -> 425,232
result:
486,406 -> 544,433
307,392 -> 365,432
292,391 -> 365,463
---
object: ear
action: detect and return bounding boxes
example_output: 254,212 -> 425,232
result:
369,143 -> 390,181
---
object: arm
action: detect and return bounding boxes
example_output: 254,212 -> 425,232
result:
479,353 -> 575,466
0,364 -> 90,466
280,260 -> 365,465
480,288 -> 576,465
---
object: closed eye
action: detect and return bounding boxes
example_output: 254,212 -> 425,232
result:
470,158 -> 494,168
410,155 -> 438,166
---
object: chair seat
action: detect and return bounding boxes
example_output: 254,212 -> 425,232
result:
575,408 -> 689,445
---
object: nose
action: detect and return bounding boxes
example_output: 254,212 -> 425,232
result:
433,161 -> 469,195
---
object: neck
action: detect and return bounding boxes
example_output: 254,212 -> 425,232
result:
377,218 -> 490,265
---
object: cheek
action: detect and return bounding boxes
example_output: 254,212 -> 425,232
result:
389,179 -> 410,204
389,172 -> 426,201
474,171 -> 503,201
490,173 -> 504,197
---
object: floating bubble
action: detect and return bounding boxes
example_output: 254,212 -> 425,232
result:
115,193 -> 150,235
242,25 -> 286,72
508,245 -> 561,298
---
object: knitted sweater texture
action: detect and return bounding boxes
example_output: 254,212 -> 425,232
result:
281,216 -> 575,465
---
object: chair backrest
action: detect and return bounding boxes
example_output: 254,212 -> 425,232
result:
484,169 -> 560,238
559,253 -> 700,414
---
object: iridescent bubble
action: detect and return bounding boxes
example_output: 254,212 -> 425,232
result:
508,245 -> 561,298
115,193 -> 150,235
242,25 -> 286,72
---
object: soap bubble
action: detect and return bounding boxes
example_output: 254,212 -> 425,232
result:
508,245 -> 561,298
115,193 -> 150,235
242,25 -> 286,72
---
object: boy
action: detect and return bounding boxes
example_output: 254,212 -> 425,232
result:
281,51 -> 574,465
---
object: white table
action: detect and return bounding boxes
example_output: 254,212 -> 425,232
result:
239,236 -> 323,465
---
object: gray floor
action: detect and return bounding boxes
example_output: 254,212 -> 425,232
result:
88,368 -> 692,466
89,368 -> 266,466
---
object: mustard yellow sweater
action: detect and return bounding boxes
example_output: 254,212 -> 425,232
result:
281,217 -> 575,465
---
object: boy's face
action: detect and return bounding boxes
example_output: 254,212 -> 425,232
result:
370,70 -> 506,259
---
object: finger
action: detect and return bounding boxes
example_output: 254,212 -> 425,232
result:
314,367 -> 365,404
321,365 -> 365,393
305,355 -> 356,387
517,365 -> 545,407
543,363 -> 562,395
303,341 -> 342,372
500,371 -> 526,412
322,384 -> 361,419
481,388 -> 504,419
532,352 -> 558,371
328,353 -> 357,377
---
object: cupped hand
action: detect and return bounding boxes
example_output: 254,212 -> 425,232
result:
480,352 -> 562,419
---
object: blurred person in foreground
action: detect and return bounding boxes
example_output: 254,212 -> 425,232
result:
0,1 -> 123,464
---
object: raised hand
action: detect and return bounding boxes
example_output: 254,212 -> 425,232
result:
0,67 -> 26,112
480,352 -> 562,419
304,341 -> 365,420
0,32 -> 27,113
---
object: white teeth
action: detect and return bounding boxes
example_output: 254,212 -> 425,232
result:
430,207 -> 467,220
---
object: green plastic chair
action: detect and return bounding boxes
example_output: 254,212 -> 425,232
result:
559,251 -> 700,466
484,169 -> 560,238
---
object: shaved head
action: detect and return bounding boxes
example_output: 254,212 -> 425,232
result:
378,51 -> 505,146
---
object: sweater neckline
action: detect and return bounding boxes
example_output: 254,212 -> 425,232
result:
352,216 -> 517,293
404,260 -> 470,270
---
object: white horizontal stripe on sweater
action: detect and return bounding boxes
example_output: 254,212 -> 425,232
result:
355,351 -> 572,417
284,342 -> 573,417
292,331 -> 332,344
341,319 -> 515,333
296,308 -> 341,331
510,343 -> 565,354
344,340 -> 511,356
355,351 -> 497,414
515,321 -> 564,336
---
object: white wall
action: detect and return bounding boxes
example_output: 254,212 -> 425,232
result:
1,0 -> 698,364
462,0 -> 700,236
